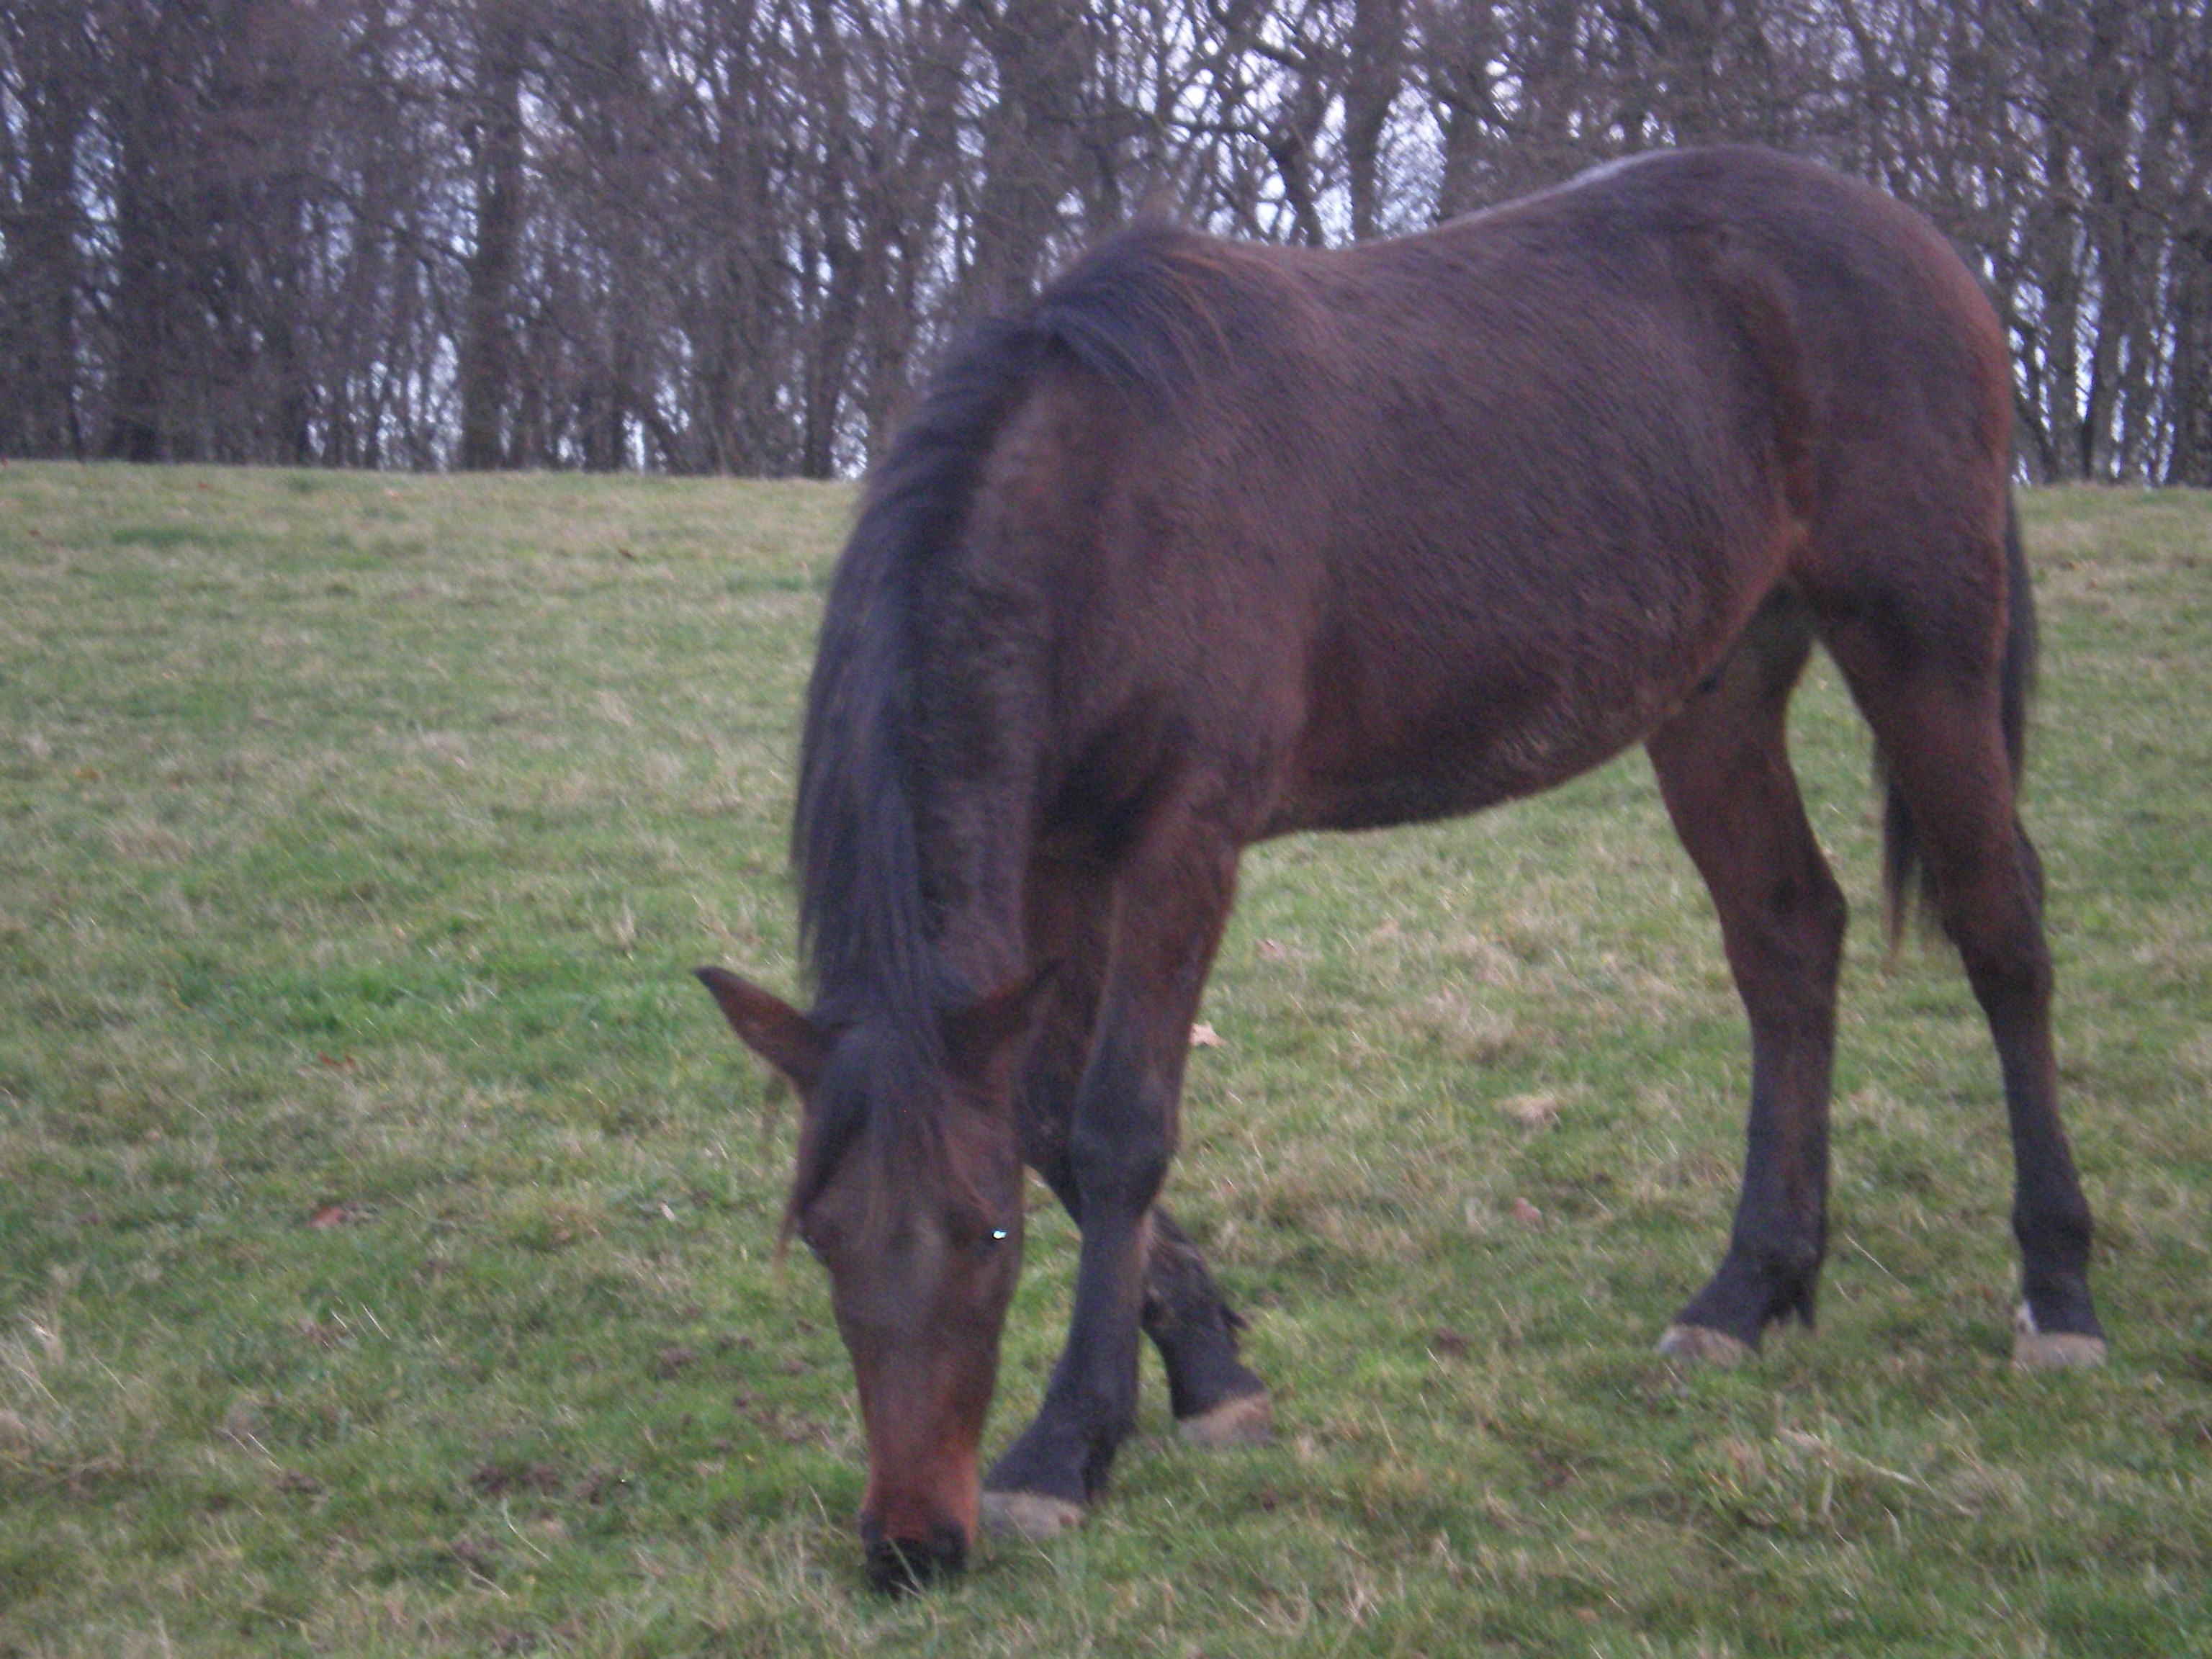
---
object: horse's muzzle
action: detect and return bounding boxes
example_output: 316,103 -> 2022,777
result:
860,1516 -> 968,1593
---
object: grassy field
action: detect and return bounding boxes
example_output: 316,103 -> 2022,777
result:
0,463 -> 2207,1658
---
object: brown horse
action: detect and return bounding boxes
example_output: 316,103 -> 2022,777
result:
697,145 -> 2105,1593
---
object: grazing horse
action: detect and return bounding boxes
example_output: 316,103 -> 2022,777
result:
697,145 -> 2105,1593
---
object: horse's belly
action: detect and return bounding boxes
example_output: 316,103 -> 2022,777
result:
1266,640 -> 1704,837
1274,727 -> 1633,834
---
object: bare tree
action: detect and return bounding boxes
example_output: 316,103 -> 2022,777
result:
0,0 -> 2204,481
0,2 -> 91,456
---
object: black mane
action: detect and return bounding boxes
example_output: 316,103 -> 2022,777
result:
781,220 -> 1259,1210
791,222 -> 1248,1032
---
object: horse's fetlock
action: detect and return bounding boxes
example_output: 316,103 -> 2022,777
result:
2015,1200 -> 2092,1266
1774,1227 -> 1825,1275
1741,1233 -> 1821,1328
1775,1269 -> 1820,1330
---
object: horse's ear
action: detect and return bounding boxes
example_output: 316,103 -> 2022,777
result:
943,961 -> 1058,1084
693,967 -> 827,1094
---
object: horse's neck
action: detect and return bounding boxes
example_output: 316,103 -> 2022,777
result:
908,770 -> 1036,1001
898,656 -> 1045,1001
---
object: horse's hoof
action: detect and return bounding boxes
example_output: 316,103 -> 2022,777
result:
979,1490 -> 1085,1541
1657,1323 -> 1753,1367
2011,1304 -> 2108,1370
1178,1390 -> 1272,1449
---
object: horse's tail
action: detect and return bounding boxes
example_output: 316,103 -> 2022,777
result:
1881,493 -> 2037,950
793,222 -> 1234,1022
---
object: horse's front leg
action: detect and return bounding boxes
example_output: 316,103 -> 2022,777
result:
1015,873 -> 1269,1456
983,817 -> 1239,1538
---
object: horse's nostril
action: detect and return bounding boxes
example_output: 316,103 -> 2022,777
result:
860,1519 -> 968,1595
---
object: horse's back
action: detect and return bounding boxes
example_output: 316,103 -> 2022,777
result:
974,148 -> 2012,844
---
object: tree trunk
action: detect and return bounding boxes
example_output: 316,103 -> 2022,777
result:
459,0 -> 529,470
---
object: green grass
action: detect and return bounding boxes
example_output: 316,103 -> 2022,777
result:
1,462 -> 2207,1656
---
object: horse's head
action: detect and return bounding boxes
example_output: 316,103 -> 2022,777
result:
695,966 -> 1037,1592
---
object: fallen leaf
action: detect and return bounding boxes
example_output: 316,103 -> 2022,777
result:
308,1204 -> 359,1229
1190,1022 -> 1226,1049
1510,1197 -> 1545,1228
1430,1328 -> 1471,1360
1499,1092 -> 1562,1127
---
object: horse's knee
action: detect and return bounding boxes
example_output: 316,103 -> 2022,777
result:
1069,1124 -> 1172,1220
1773,858 -> 1846,974
1804,856 -> 1848,940
1730,858 -> 1845,1031
1066,1022 -> 1177,1215
1946,881 -> 2053,1012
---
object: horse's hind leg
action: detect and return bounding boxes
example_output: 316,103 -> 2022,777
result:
1820,611 -> 2105,1367
1647,593 -> 1848,1361
1139,1210 -> 1270,1446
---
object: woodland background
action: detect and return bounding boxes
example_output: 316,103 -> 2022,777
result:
1,0 -> 2208,484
